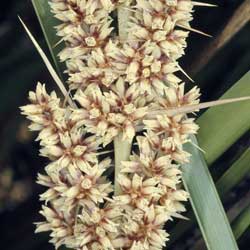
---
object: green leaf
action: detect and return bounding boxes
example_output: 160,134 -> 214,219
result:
197,71 -> 250,166
31,0 -> 64,79
217,148 -> 250,197
232,203 -> 250,240
181,135 -> 239,250
169,147 -> 250,247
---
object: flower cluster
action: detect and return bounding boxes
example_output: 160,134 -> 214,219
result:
72,78 -> 151,145
50,0 -> 123,90
20,0 -> 210,249
21,83 -> 121,249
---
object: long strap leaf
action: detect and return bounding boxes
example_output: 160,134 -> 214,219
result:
197,71 -> 250,165
217,148 -> 250,197
232,203 -> 250,240
182,135 -> 239,250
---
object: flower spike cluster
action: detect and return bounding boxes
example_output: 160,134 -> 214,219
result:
21,83 -> 120,249
20,0 -> 211,249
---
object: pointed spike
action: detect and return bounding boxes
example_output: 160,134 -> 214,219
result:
166,96 -> 250,116
188,139 -> 206,154
53,38 -> 64,48
147,96 -> 250,118
97,150 -> 114,156
18,16 -> 76,108
122,6 -> 137,13
177,63 -> 194,83
177,24 -> 212,38
63,88 -> 74,107
192,1 -> 218,7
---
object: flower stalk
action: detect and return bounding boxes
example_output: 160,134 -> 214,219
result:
114,133 -> 132,195
115,0 -> 133,196
118,4 -> 132,40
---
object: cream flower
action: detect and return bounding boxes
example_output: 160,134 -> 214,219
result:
159,187 -> 189,219
68,48 -> 120,90
122,136 -> 182,189
145,130 -> 191,163
73,78 -> 149,145
72,206 -> 121,250
127,0 -> 193,60
121,205 -> 170,250
115,174 -> 161,209
50,0 -> 115,90
20,82 -> 64,133
40,127 -> 99,169
38,160 -> 113,209
158,83 -> 200,109
108,41 -> 182,94
58,20 -> 113,61
144,114 -> 199,146
35,204 -> 74,249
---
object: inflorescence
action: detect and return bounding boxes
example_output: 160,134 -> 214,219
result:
20,1 -> 210,249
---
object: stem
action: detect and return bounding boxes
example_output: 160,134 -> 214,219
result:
114,0 -> 133,195
118,3 -> 132,40
114,133 -> 132,195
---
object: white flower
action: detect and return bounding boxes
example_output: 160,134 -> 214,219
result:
121,205 -> 170,250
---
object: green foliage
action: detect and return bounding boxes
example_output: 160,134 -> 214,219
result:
197,72 -> 250,166
217,149 -> 250,197
182,135 -> 239,250
232,204 -> 250,240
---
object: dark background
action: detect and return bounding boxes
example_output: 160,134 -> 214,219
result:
0,0 -> 250,249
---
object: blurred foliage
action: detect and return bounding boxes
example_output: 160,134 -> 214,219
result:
0,0 -> 250,250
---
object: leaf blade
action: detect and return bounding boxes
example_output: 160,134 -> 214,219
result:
217,148 -> 250,197
197,71 -> 250,166
232,204 -> 250,240
169,148 -> 250,247
182,135 -> 239,250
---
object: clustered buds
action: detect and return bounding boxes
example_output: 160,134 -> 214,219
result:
21,0 -> 208,249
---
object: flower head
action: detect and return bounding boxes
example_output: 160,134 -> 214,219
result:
121,205 -> 170,250
73,78 -> 149,145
